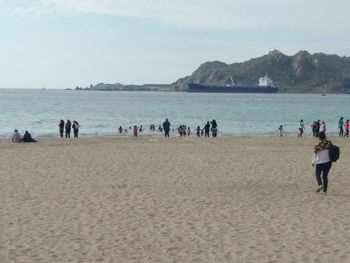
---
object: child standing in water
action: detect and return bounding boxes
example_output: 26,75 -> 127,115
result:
345,119 -> 349,138
196,126 -> 201,137
133,125 -> 138,138
278,125 -> 284,137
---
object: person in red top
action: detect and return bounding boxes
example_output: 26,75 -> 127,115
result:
133,125 -> 138,138
344,119 -> 349,138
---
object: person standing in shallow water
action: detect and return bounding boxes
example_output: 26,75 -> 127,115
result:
344,119 -> 349,138
319,121 -> 326,133
163,118 -> 171,138
312,131 -> 332,194
196,126 -> 201,137
65,120 -> 71,138
72,121 -> 80,138
203,121 -> 210,137
278,125 -> 284,137
298,119 -> 304,138
338,117 -> 344,137
210,119 -> 218,137
59,120 -> 64,138
133,125 -> 138,138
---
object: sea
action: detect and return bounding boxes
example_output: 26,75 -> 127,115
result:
0,89 -> 349,139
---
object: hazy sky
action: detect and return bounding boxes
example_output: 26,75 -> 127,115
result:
1,0 -> 349,89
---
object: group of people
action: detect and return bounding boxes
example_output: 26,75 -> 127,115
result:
303,117 -> 350,138
12,129 -> 37,143
337,117 -> 350,138
9,117 -> 340,196
117,119 -> 219,138
164,119 -> 218,138
178,125 -> 191,137
310,120 -> 326,137
59,120 -> 80,138
278,118 -> 347,138
197,120 -> 218,137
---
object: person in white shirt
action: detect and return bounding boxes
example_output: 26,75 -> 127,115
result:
319,121 -> 326,133
312,131 -> 332,194
12,129 -> 21,143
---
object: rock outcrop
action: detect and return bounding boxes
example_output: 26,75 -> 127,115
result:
172,50 -> 350,93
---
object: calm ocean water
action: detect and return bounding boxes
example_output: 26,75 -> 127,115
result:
0,89 -> 349,139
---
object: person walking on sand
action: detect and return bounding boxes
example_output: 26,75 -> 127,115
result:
298,119 -> 304,138
162,118 -> 171,138
59,120 -> 64,138
278,125 -> 284,137
312,131 -> 333,194
72,121 -> 80,138
65,120 -> 72,138
344,119 -> 349,138
338,117 -> 344,137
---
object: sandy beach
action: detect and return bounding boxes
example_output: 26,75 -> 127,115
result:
1,136 -> 350,262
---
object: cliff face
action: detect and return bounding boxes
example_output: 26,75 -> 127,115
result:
172,50 -> 350,93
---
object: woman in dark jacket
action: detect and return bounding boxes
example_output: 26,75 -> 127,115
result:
59,120 -> 64,138
22,131 -> 37,142
72,121 -> 80,138
65,120 -> 72,138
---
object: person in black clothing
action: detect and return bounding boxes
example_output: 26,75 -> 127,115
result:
163,118 -> 171,137
65,120 -> 72,138
203,121 -> 210,137
196,126 -> 201,137
316,120 -> 320,138
59,120 -> 64,138
72,120 -> 80,138
210,119 -> 218,137
22,130 -> 37,142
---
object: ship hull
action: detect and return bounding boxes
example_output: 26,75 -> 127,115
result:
188,83 -> 279,93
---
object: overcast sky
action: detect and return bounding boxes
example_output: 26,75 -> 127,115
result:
0,0 -> 349,89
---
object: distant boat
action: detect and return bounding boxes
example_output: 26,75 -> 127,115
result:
42,86 -> 46,90
188,75 -> 279,93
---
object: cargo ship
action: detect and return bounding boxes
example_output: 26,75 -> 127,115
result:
188,75 -> 279,93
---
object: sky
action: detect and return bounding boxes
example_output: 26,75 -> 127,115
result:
0,0 -> 349,89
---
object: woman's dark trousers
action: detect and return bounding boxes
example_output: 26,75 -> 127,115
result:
315,162 -> 332,192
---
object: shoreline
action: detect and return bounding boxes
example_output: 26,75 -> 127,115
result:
0,132 -> 346,144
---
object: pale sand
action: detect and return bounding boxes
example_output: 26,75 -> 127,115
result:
1,137 -> 350,262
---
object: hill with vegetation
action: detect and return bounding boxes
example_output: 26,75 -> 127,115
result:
172,50 -> 350,93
